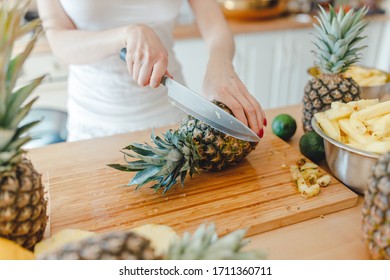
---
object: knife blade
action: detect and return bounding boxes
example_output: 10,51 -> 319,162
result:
119,48 -> 260,142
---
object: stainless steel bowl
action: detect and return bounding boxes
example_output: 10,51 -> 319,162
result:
308,66 -> 390,101
217,0 -> 288,20
311,118 -> 379,194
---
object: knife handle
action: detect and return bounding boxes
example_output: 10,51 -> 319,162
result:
119,48 -> 127,62
119,48 -> 169,86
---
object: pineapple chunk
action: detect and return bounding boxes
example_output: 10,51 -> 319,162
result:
346,99 -> 379,112
354,101 -> 390,122
0,238 -> 35,260
371,114 -> 390,139
338,119 -> 374,144
325,105 -> 353,120
316,175 -> 332,187
350,112 -> 367,134
131,224 -> 178,256
289,160 -> 331,199
315,112 -> 341,141
349,141 -> 390,154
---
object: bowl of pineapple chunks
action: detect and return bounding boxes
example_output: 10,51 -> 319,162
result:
311,99 -> 390,194
309,66 -> 390,101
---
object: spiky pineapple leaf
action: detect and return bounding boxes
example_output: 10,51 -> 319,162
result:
6,136 -> 32,151
129,166 -> 161,186
0,128 -> 14,150
6,29 -> 42,95
0,0 -> 45,173
312,5 -> 368,74
8,97 -> 38,129
12,120 -> 40,139
165,224 -> 266,260
107,163 -> 140,172
4,76 -> 45,125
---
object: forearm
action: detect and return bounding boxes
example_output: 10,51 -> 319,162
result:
189,0 -> 234,63
37,0 -> 126,65
44,27 -> 126,65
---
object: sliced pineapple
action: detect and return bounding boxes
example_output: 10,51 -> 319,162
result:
0,238 -> 35,260
131,224 -> 178,256
315,112 -> 341,141
290,159 -> 331,198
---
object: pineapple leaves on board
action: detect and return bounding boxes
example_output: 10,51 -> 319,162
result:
108,129 -> 200,194
312,5 -> 368,74
109,100 -> 257,194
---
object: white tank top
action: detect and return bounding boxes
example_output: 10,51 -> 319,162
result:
59,0 -> 186,141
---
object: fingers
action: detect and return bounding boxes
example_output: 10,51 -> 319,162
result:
238,82 -> 267,132
219,80 -> 266,137
124,25 -> 168,88
221,93 -> 248,127
150,60 -> 167,88
127,51 -> 168,88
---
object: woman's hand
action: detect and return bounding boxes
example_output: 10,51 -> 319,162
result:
124,24 -> 171,88
202,58 -> 266,137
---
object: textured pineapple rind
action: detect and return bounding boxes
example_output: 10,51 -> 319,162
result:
38,224 -> 266,260
0,158 -> 47,251
362,152 -> 390,260
109,101 -> 257,194
179,100 -> 257,171
302,75 -> 361,132
38,231 -> 159,260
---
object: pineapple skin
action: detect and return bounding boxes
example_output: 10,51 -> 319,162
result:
179,101 -> 257,171
38,224 -> 265,260
302,74 -> 361,132
362,152 -> 390,260
0,158 -> 48,251
39,231 -> 159,260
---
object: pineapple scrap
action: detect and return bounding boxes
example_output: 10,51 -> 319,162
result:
290,159 -> 331,198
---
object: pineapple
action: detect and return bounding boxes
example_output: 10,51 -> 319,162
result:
362,152 -> 390,260
0,0 -> 47,250
302,5 -> 368,132
38,224 -> 265,260
109,100 -> 257,194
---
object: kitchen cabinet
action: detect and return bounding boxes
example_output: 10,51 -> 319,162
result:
18,16 -> 390,112
174,18 -> 390,109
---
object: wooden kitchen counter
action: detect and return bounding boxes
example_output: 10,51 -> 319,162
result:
28,104 -> 371,260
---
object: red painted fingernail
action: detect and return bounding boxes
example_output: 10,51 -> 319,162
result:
258,129 -> 264,138
263,118 -> 267,127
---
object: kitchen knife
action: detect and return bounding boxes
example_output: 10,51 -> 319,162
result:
119,48 -> 260,142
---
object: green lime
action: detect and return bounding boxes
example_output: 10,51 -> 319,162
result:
299,131 -> 325,162
272,114 -> 297,141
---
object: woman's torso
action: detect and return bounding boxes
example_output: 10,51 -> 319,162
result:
59,0 -> 186,141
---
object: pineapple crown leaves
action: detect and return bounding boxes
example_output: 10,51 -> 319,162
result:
0,0 -> 45,174
165,223 -> 266,260
108,129 -> 201,195
312,5 -> 369,74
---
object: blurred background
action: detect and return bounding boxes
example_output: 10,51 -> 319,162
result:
17,0 -> 390,147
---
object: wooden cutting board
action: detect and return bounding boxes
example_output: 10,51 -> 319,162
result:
35,132 -> 358,237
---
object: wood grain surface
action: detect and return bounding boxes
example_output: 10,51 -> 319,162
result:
29,129 -> 358,237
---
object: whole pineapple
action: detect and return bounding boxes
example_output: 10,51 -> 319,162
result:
39,224 -> 265,260
109,101 -> 257,194
0,1 -> 47,250
302,5 -> 368,132
362,152 -> 390,260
